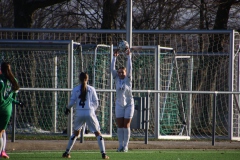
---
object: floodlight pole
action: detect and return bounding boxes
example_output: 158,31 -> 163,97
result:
126,0 -> 132,48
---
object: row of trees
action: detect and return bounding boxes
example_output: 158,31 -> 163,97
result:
0,0 -> 240,31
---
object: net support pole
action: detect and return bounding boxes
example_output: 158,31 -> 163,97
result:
79,44 -> 84,143
109,44 -> 113,137
67,40 -> 74,137
212,93 -> 217,146
187,56 -> 193,136
145,93 -> 150,144
11,104 -> 16,142
154,46 -> 160,138
228,30 -> 234,140
238,47 -> 240,137
53,56 -> 58,133
126,0 -> 132,48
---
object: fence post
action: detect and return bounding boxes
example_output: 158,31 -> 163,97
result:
11,103 -> 16,142
212,93 -> 217,146
145,93 -> 150,144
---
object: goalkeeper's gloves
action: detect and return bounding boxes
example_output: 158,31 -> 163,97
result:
64,107 -> 70,115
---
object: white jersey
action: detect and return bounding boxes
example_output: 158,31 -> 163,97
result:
111,55 -> 134,107
67,84 -> 99,112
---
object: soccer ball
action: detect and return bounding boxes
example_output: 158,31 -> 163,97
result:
118,40 -> 129,51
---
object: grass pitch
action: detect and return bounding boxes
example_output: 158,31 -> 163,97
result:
6,149 -> 240,160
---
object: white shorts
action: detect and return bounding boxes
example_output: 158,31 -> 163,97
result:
115,103 -> 134,119
73,110 -> 100,132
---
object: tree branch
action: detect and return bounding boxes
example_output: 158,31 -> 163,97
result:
27,0 -> 70,12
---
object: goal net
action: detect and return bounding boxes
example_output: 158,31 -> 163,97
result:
114,46 -> 191,138
79,44 -> 112,136
0,40 -> 112,136
158,50 -> 191,137
1,35 -> 239,140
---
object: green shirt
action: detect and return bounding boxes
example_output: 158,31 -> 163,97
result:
0,74 -> 19,116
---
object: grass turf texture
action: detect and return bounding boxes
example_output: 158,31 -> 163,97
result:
6,150 -> 240,160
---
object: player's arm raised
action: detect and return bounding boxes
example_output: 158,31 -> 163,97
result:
126,48 -> 132,79
111,50 -> 119,78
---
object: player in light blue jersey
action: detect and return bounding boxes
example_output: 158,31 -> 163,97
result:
62,72 -> 109,159
111,47 -> 134,152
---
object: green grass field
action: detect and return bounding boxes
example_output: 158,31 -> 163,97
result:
6,150 -> 240,160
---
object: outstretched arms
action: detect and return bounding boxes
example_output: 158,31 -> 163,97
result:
125,48 -> 132,78
111,50 -> 118,78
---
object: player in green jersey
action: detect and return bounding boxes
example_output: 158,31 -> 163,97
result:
0,62 -> 20,159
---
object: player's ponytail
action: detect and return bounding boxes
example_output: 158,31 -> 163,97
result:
1,62 -> 20,91
79,72 -> 88,101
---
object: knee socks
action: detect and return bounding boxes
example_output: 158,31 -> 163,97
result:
117,128 -> 124,148
0,136 -> 3,154
65,134 -> 77,154
97,135 -> 106,154
123,128 -> 130,148
2,132 -> 6,152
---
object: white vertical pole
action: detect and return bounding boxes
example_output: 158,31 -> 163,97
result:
53,56 -> 57,133
93,46 -> 97,87
229,30 -> 234,140
110,44 -> 113,137
187,56 -> 193,136
126,0 -> 132,48
238,48 -> 240,137
67,40 -> 74,137
155,46 -> 160,138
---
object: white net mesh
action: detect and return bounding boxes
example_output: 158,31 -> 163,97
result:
0,30 -> 239,140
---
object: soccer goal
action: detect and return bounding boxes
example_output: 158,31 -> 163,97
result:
0,40 -> 113,138
112,45 -> 192,139
157,48 -> 192,139
78,44 -> 112,137
2,39 -> 238,141
0,40 -> 83,135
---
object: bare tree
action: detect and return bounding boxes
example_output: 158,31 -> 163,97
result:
13,0 -> 69,28
100,0 -> 125,43
0,0 -> 237,31
0,0 -> 14,27
190,0 -> 240,129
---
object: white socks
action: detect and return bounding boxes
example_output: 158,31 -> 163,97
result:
2,132 -> 6,151
118,127 -> 130,149
97,136 -> 106,153
65,134 -> 106,154
65,134 -> 77,153
123,128 -> 130,148
117,128 -> 124,148
0,137 -> 3,153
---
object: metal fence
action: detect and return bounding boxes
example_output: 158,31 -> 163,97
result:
0,28 -> 239,141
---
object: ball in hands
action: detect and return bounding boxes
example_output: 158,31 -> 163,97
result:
118,40 -> 129,51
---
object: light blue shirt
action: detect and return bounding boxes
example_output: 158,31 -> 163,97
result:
111,55 -> 133,107
67,84 -> 99,111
